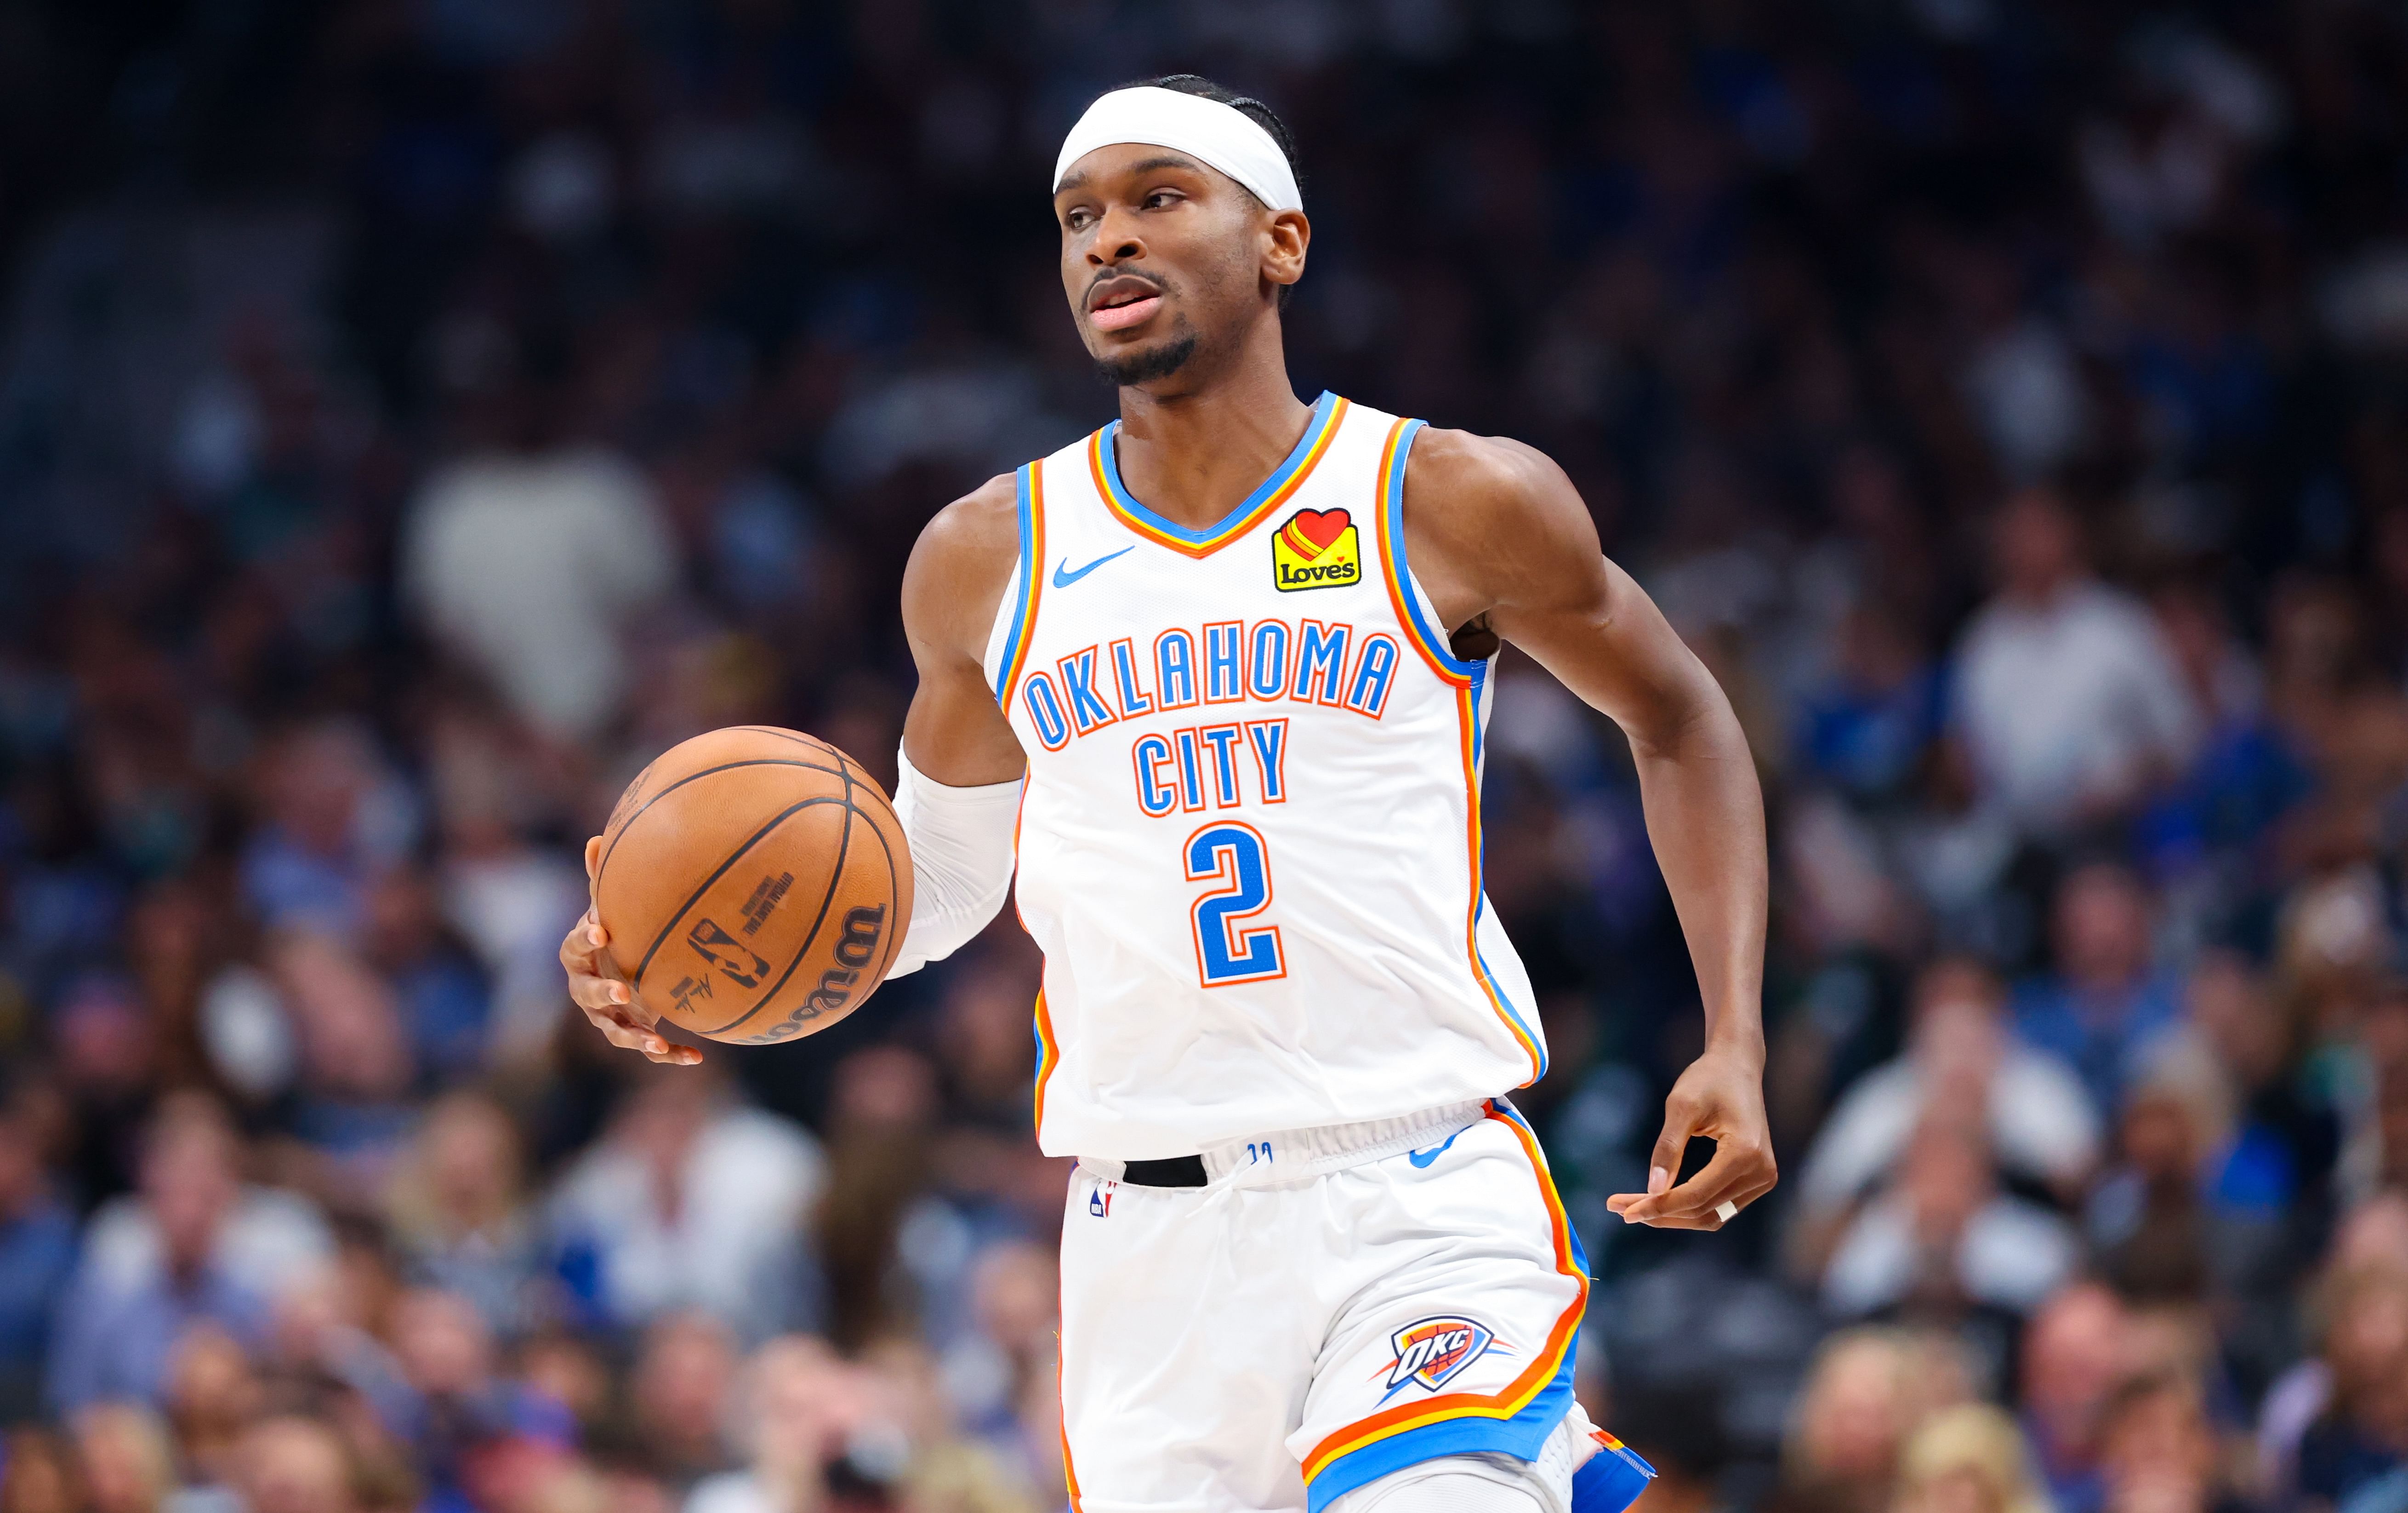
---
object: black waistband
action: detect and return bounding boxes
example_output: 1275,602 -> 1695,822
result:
1118,1154 -> 1207,1188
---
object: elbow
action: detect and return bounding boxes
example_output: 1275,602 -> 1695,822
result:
1628,674 -> 1748,767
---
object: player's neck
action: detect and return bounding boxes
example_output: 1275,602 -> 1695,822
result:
1112,338 -> 1312,534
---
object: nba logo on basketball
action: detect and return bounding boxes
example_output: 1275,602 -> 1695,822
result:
1271,507 -> 1360,591
1382,1316 -> 1495,1393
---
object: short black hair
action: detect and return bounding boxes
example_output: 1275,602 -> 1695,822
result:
1126,74 -> 1304,207
1124,75 -> 1302,306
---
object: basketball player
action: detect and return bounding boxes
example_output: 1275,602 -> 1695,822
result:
563,77 -> 1775,1513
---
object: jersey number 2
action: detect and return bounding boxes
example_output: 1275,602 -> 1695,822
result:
1184,822 -> 1286,987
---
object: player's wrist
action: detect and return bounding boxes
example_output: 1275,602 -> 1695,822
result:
1698,1026 -> 1765,1070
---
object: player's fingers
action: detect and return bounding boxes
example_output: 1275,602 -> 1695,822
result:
1628,1137 -> 1776,1227
1611,1099 -> 1695,1222
559,909 -> 612,969
566,972 -> 634,1014
580,1005 -> 652,1051
578,1000 -> 697,1063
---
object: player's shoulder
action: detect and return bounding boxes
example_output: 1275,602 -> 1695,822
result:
903,473 -> 1022,655
914,472 -> 1022,567
1401,426 -> 1585,545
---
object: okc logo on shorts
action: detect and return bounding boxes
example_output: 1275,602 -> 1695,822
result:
1271,507 -> 1360,592
1380,1316 -> 1496,1395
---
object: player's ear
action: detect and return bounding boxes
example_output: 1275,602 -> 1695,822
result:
584,834 -> 604,886
1264,209 -> 1308,293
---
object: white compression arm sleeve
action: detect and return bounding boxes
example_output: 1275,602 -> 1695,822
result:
885,748 -> 1023,978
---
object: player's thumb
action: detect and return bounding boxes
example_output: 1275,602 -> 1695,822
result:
1646,1105 -> 1695,1199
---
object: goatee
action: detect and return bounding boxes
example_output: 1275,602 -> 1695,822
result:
1096,331 -> 1200,388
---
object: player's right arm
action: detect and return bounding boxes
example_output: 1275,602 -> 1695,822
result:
898,474 -> 1029,784
560,475 -> 1028,1061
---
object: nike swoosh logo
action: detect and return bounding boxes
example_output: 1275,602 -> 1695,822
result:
1052,546 -> 1134,588
1406,1128 -> 1468,1168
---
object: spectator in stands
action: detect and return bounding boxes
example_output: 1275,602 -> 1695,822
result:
2259,1196 -> 2408,1498
385,1091 -> 543,1337
818,1046 -> 940,1351
1893,1403 -> 2052,1513
0,1425 -> 83,1513
2295,1265 -> 2408,1511
237,723 -> 410,939
1949,488 -> 2198,835
1792,957 -> 2097,1275
1783,1328 -> 1974,1513
2022,1283 -> 2140,1513
69,1400 -> 176,1513
1819,1112 -> 2078,1322
684,1335 -> 850,1513
360,868 -> 491,1083
1793,601 -> 1947,811
2085,1036 -> 2252,1304
2013,862 -> 2184,1117
0,1094 -> 75,1421
2095,1374 -> 2237,1513
630,1311 -> 740,1493
273,932 -> 420,1200
159,1325 -> 261,1498
234,1416 -> 363,1513
546,1062 -> 823,1341
47,1099 -> 326,1411
400,371 -> 675,742
365,1288 -> 571,1509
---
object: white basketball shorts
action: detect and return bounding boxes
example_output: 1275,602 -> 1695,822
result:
1057,1098 -> 1609,1513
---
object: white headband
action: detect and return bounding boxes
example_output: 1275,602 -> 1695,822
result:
1053,86 -> 1302,213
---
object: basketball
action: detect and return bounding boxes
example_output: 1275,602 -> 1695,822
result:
592,727 -> 914,1045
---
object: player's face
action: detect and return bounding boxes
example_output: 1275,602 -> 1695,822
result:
1053,145 -> 1304,388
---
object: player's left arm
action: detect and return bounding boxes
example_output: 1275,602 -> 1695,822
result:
1403,428 -> 1775,1230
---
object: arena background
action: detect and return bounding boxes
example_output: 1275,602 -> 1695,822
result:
1,1 -> 2407,1510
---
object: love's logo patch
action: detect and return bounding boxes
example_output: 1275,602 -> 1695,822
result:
1272,507 -> 1361,593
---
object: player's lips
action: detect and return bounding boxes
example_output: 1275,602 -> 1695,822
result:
1087,276 -> 1165,332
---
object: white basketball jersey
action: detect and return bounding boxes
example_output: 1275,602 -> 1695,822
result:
983,392 -> 1547,1159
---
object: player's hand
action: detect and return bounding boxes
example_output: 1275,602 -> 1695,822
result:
562,838 -> 702,1066
1606,1043 -> 1775,1229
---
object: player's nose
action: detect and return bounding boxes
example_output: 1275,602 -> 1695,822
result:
1086,206 -> 1146,267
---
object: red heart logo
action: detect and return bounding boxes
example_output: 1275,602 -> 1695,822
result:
1289,508 -> 1349,551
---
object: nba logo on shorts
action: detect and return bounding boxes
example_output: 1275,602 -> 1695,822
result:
1382,1316 -> 1494,1393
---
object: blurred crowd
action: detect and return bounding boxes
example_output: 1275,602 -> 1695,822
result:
2,0 -> 2408,1511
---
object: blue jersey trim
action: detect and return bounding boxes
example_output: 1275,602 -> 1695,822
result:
1379,418 -> 1488,682
992,464 -> 1037,703
1573,1441 -> 1659,1513
1098,390 -> 1341,547
1302,1349 -> 1580,1513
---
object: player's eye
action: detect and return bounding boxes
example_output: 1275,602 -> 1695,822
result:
1144,189 -> 1181,210
1063,207 -> 1094,231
